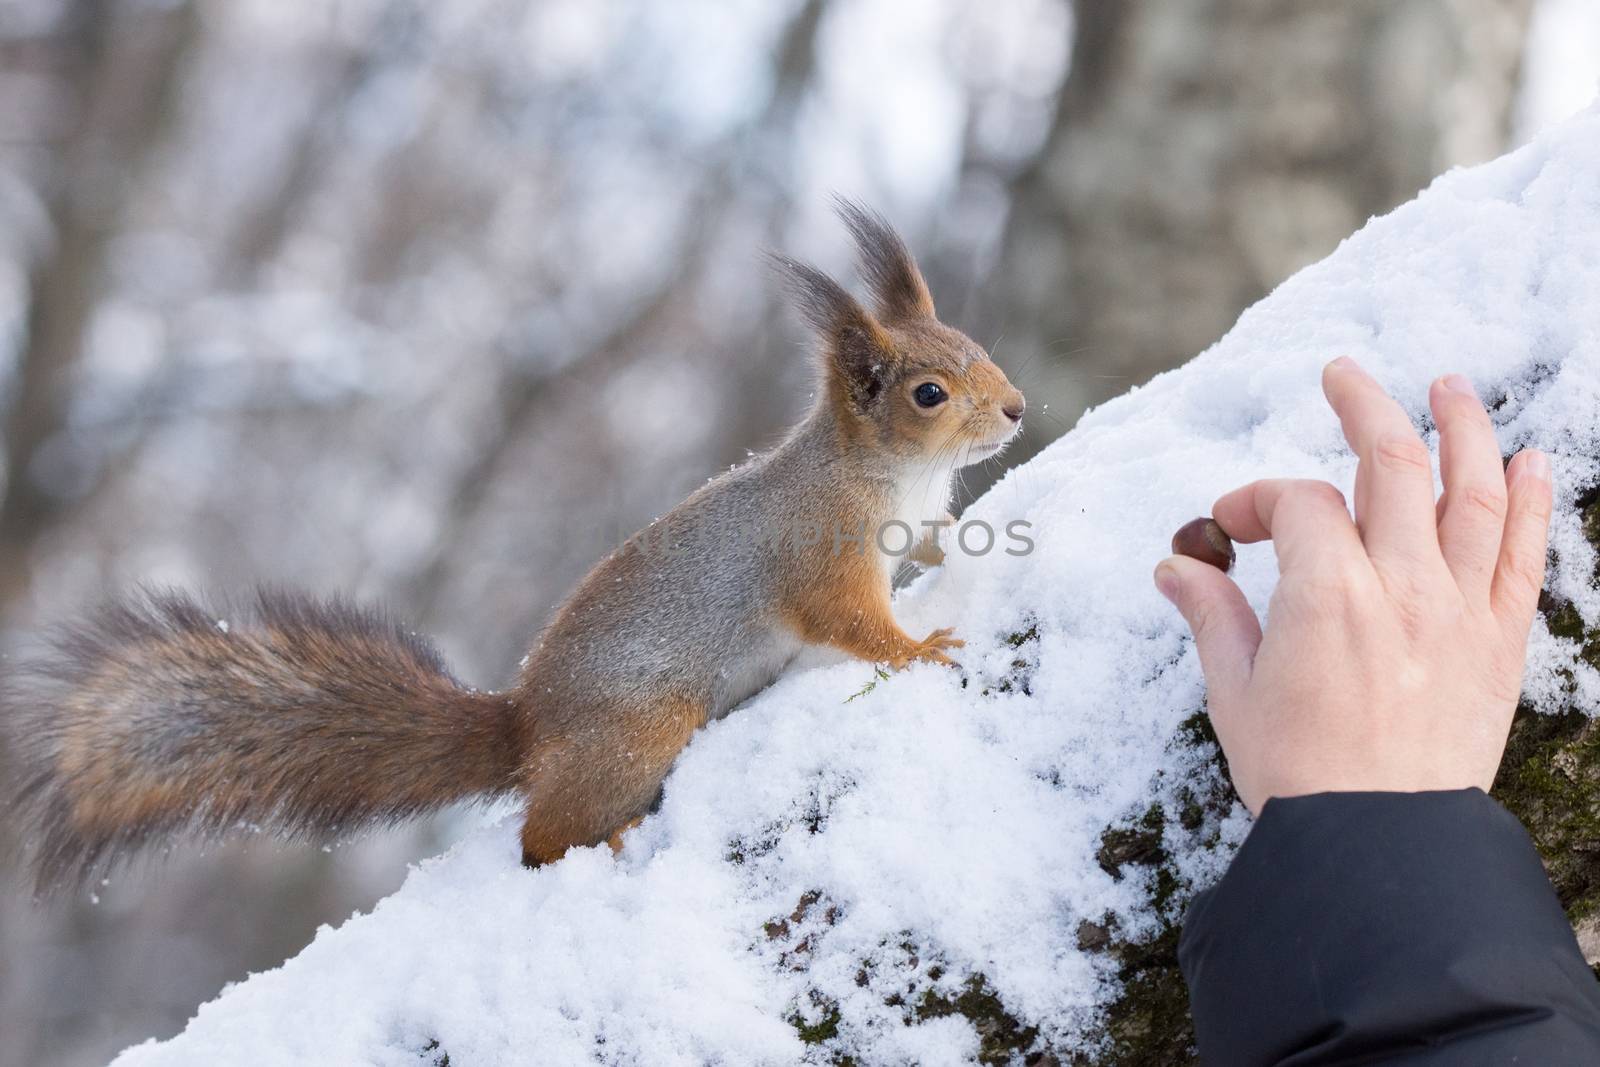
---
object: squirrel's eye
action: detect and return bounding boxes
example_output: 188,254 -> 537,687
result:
914,382 -> 947,408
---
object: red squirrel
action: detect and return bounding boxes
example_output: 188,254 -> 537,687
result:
4,201 -> 1025,886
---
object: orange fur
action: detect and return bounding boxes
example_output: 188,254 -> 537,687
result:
606,817 -> 645,853
780,546 -> 963,669
519,695 -> 707,866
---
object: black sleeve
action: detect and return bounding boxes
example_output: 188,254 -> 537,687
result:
1178,789 -> 1600,1065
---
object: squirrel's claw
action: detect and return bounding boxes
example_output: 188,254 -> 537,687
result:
888,626 -> 964,670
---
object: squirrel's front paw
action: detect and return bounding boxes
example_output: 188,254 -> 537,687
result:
890,627 -> 964,670
907,511 -> 954,568
907,538 -> 945,567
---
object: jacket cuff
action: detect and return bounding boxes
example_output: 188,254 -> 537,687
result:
1178,789 -> 1599,1065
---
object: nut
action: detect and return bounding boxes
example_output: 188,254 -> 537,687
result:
1171,517 -> 1235,572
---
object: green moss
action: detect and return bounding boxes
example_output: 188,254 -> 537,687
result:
1547,599 -> 1587,642
1006,623 -> 1041,648
1089,813 -> 1193,1062
795,936 -> 1068,1063
790,997 -> 843,1044
1076,705 -> 1245,1065
1095,805 -> 1165,877
1543,597 -> 1600,673
1502,487 -> 1600,917
1088,806 -> 1201,1066
914,974 -> 1044,1064
1494,707 -> 1600,920
1096,923 -> 1198,1065
418,1039 -> 450,1066
725,824 -> 780,865
1581,494 -> 1600,557
987,620 -> 1042,696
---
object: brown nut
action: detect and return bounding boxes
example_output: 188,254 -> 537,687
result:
1171,517 -> 1235,572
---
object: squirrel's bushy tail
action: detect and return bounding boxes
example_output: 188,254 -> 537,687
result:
3,589 -> 523,891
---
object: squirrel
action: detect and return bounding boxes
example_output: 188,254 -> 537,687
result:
3,200 -> 1025,889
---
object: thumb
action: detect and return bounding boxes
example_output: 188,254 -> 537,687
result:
1154,555 -> 1262,706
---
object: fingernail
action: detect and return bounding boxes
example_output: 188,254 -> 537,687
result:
1523,449 -> 1550,482
1154,562 -> 1181,604
1441,373 -> 1477,398
1329,356 -> 1358,373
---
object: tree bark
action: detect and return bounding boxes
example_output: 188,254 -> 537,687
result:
990,0 -> 1534,437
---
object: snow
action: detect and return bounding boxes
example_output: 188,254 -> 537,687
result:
115,102 -> 1600,1064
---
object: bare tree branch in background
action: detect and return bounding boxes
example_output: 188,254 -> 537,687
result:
0,0 -> 198,610
406,231 -> 715,615
222,1 -> 415,286
406,0 -> 831,620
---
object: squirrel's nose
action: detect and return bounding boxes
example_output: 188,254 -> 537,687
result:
1002,396 -> 1025,423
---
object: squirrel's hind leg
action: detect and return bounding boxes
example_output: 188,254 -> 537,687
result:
604,816 -> 645,853
518,695 -> 707,868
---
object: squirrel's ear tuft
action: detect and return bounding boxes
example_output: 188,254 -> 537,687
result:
833,197 -> 935,322
769,252 -> 898,410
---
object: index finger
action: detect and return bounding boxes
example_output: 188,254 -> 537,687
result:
1213,478 -> 1366,576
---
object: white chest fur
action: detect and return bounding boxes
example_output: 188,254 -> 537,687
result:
880,457 -> 957,563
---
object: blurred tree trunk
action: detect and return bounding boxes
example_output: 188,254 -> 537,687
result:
0,0 -> 197,611
991,0 -> 1534,442
0,0 -> 115,612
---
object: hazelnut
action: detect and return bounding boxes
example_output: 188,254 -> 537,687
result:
1172,517 -> 1235,572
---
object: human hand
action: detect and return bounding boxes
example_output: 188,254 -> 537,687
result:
1154,358 -> 1553,814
